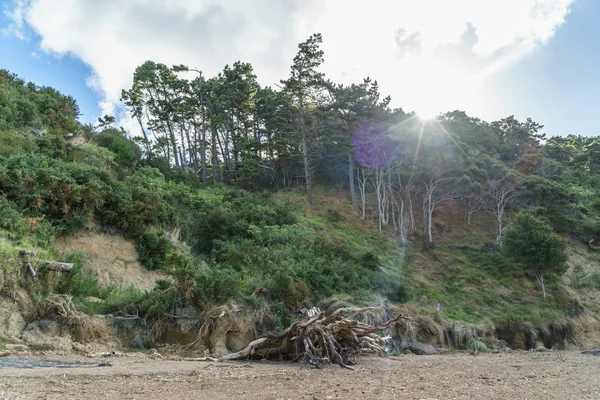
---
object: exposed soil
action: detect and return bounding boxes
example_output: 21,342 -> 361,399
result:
1,351 -> 599,399
54,231 -> 164,291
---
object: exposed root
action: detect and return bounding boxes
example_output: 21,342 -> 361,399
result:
220,307 -> 411,369
35,294 -> 115,343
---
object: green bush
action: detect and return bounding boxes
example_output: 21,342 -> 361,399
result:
135,231 -> 171,270
0,130 -> 37,156
467,337 -> 490,353
95,129 -> 139,167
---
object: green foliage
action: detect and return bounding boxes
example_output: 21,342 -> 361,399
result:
0,69 -> 79,132
4,46 -> 600,336
504,212 -> 568,277
135,231 -> 171,270
0,130 -> 38,156
55,253 -> 107,298
467,337 -> 490,353
0,153 -> 109,234
95,129 -> 139,167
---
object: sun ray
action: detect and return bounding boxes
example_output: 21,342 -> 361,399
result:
431,118 -> 469,160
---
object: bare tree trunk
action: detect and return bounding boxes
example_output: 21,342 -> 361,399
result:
165,119 -> 180,167
348,151 -> 359,213
224,110 -> 232,183
536,271 -> 547,300
496,211 -> 503,245
182,122 -> 193,167
211,124 -> 219,183
489,179 -> 517,246
358,168 -> 367,220
299,93 -> 312,205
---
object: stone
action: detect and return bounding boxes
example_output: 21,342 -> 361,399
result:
0,300 -> 27,343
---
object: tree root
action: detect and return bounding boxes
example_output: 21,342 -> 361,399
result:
220,307 -> 410,369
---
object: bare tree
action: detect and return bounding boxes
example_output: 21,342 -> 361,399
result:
357,167 -> 368,220
421,172 -> 453,245
487,176 -> 519,246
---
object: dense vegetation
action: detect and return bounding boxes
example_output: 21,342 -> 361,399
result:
1,33 -> 600,335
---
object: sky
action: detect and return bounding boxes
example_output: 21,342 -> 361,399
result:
0,0 -> 598,137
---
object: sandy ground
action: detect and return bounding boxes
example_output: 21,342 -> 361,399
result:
1,351 -> 599,400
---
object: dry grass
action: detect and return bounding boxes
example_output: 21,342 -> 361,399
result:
34,294 -> 116,343
54,230 -> 164,291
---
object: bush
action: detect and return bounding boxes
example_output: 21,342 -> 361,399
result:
95,129 -> 139,167
467,337 -> 490,353
504,212 -> 567,299
135,231 -> 171,270
0,130 -> 37,156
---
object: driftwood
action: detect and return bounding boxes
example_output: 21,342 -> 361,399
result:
38,261 -> 74,272
19,250 -> 37,278
19,250 -> 73,278
220,307 -> 410,370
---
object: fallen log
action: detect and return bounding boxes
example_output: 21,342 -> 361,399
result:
19,250 -> 73,277
220,307 -> 410,369
38,261 -> 74,272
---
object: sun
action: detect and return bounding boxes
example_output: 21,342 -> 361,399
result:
417,105 -> 439,121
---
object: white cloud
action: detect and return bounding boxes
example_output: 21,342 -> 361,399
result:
2,0 -> 28,39
7,0 -> 573,125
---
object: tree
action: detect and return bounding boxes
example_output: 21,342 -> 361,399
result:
487,173 -> 518,246
326,78 -> 391,214
97,114 -> 115,129
504,212 -> 567,300
282,33 -> 325,205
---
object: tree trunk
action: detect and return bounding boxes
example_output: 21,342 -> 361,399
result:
181,122 -> 192,166
198,73 -> 207,184
39,261 -> 74,272
358,168 -> 366,219
136,115 -> 151,155
165,119 -> 180,167
495,211 -> 503,246
211,124 -> 219,183
348,152 -> 359,213
536,271 -> 547,300
299,94 -> 312,206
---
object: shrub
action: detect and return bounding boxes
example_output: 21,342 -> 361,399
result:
467,337 -> 490,353
95,129 -> 139,167
135,231 -> 171,270
504,212 -> 568,300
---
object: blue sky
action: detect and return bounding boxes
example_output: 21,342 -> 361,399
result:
0,15 -> 101,122
0,0 -> 598,137
482,0 -> 600,137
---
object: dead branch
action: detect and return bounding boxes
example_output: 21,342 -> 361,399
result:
19,250 -> 73,277
220,307 -> 410,369
38,261 -> 74,272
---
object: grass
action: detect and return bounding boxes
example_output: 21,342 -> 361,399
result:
276,186 -> 586,328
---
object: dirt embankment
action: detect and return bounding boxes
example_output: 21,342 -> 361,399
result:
1,351 -> 599,399
54,230 -> 164,291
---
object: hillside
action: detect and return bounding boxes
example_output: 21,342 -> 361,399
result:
2,53 -> 600,355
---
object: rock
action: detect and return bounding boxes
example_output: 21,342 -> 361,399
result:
0,300 -> 27,343
396,340 -> 441,355
21,314 -> 73,351
130,333 -> 151,349
205,308 -> 255,357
